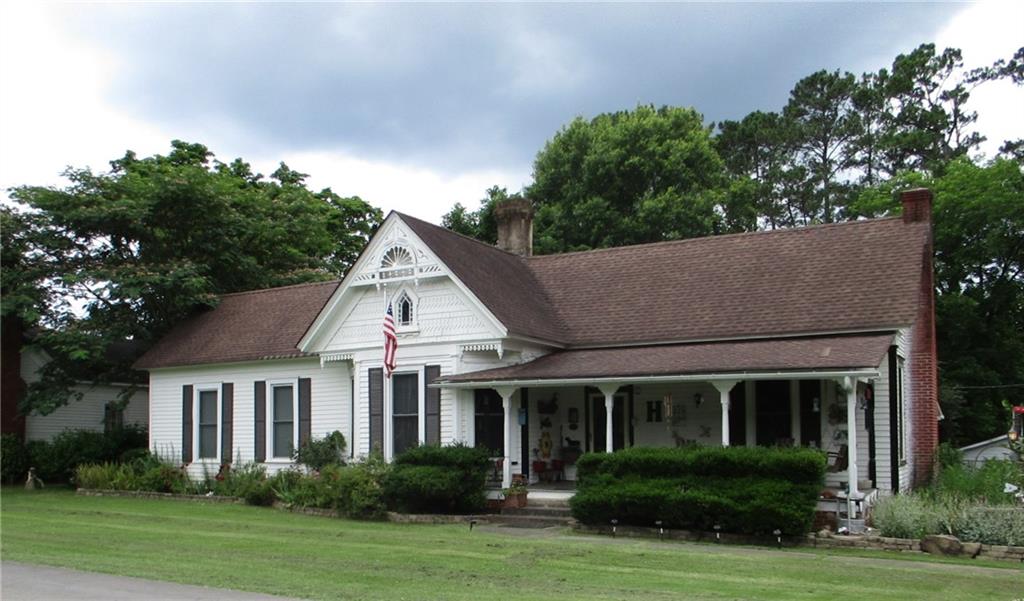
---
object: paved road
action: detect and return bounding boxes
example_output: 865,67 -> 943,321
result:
1,562 -> 304,601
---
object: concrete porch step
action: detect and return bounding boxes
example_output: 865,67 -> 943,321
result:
501,506 -> 572,518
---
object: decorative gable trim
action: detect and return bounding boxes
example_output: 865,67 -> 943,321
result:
298,213 -> 508,353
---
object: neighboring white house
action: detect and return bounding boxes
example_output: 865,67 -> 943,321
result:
19,346 -> 149,442
136,189 -> 942,505
960,436 -> 1018,466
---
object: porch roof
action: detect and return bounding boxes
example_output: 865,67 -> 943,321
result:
437,333 -> 893,387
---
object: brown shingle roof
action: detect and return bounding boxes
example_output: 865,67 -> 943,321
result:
138,212 -> 930,372
407,216 -> 929,346
442,333 -> 895,383
134,280 -> 339,369
398,213 -> 568,343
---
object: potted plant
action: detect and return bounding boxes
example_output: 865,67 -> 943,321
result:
503,482 -> 528,508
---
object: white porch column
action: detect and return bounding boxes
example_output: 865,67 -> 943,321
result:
839,376 -> 860,498
494,386 -> 518,489
597,384 -> 620,453
712,380 -> 739,447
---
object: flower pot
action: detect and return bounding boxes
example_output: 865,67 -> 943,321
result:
504,492 -> 527,508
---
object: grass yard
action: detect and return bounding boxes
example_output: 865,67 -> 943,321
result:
1,488 -> 1020,601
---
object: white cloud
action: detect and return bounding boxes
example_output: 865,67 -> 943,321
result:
0,4 -> 169,193
934,0 -> 1024,158
0,4 -> 526,223
267,151 -> 527,223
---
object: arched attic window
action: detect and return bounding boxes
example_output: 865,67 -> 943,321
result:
395,290 -> 414,327
380,246 -> 415,280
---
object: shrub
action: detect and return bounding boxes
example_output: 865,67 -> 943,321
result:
215,462 -> 269,502
27,426 -> 148,483
935,442 -> 963,469
75,453 -> 188,493
956,505 -> 1024,546
570,446 -> 825,536
386,444 -> 491,514
870,494 -> 940,539
294,431 -> 347,471
137,464 -> 188,493
1,434 -> 30,484
75,463 -> 123,489
337,459 -> 388,519
929,459 -> 1024,505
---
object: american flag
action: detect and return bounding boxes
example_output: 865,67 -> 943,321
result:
383,302 -> 397,377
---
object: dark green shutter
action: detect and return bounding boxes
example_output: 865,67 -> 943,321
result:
425,365 -> 441,446
298,378 -> 312,448
182,385 -> 193,463
369,368 -> 384,453
254,381 -> 266,462
221,383 -> 234,463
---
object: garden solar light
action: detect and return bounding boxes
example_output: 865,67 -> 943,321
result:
655,520 -> 664,540
773,529 -> 782,547
611,519 -> 618,537
713,524 -> 721,542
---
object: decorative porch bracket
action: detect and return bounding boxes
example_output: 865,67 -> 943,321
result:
837,376 -> 861,501
711,380 -> 739,447
596,384 -> 622,453
493,386 -> 518,489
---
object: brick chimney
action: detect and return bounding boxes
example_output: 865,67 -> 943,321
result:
494,197 -> 534,257
900,187 -> 939,486
901,188 -> 933,223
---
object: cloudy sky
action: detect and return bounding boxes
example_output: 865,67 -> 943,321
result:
1,2 -> 1021,223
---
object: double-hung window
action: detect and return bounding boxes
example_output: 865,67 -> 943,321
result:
270,382 -> 297,459
196,387 -> 219,460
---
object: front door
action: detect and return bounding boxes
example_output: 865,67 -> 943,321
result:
755,380 -> 792,446
589,392 -> 626,452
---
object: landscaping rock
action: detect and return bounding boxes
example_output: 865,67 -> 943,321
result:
961,542 -> 982,558
920,534 -> 963,556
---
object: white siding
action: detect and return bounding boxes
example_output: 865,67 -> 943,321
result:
148,358 -> 351,477
21,347 -> 149,442
25,385 -> 148,442
322,280 -> 499,352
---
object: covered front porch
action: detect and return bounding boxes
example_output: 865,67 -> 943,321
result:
437,334 -> 895,514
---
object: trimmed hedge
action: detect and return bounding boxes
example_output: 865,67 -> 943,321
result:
385,443 -> 492,514
570,446 -> 825,536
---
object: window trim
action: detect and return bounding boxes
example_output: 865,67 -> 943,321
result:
193,383 -> 222,464
392,287 -> 419,333
266,378 -> 299,462
381,364 -> 428,461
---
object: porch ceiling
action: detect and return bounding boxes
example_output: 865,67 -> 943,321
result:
437,333 -> 893,387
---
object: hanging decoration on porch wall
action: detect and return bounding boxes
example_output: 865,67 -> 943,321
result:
537,394 -> 559,414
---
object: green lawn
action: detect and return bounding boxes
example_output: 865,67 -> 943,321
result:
1,488 -> 1019,601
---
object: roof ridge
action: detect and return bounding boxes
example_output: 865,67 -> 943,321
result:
219,279 -> 340,298
393,211 -> 527,260
527,215 -> 904,261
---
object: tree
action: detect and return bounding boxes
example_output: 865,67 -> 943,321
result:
716,110 -> 800,229
527,105 -> 730,253
5,140 -> 382,414
782,69 -> 861,223
441,185 -> 507,245
852,157 -> 1024,445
